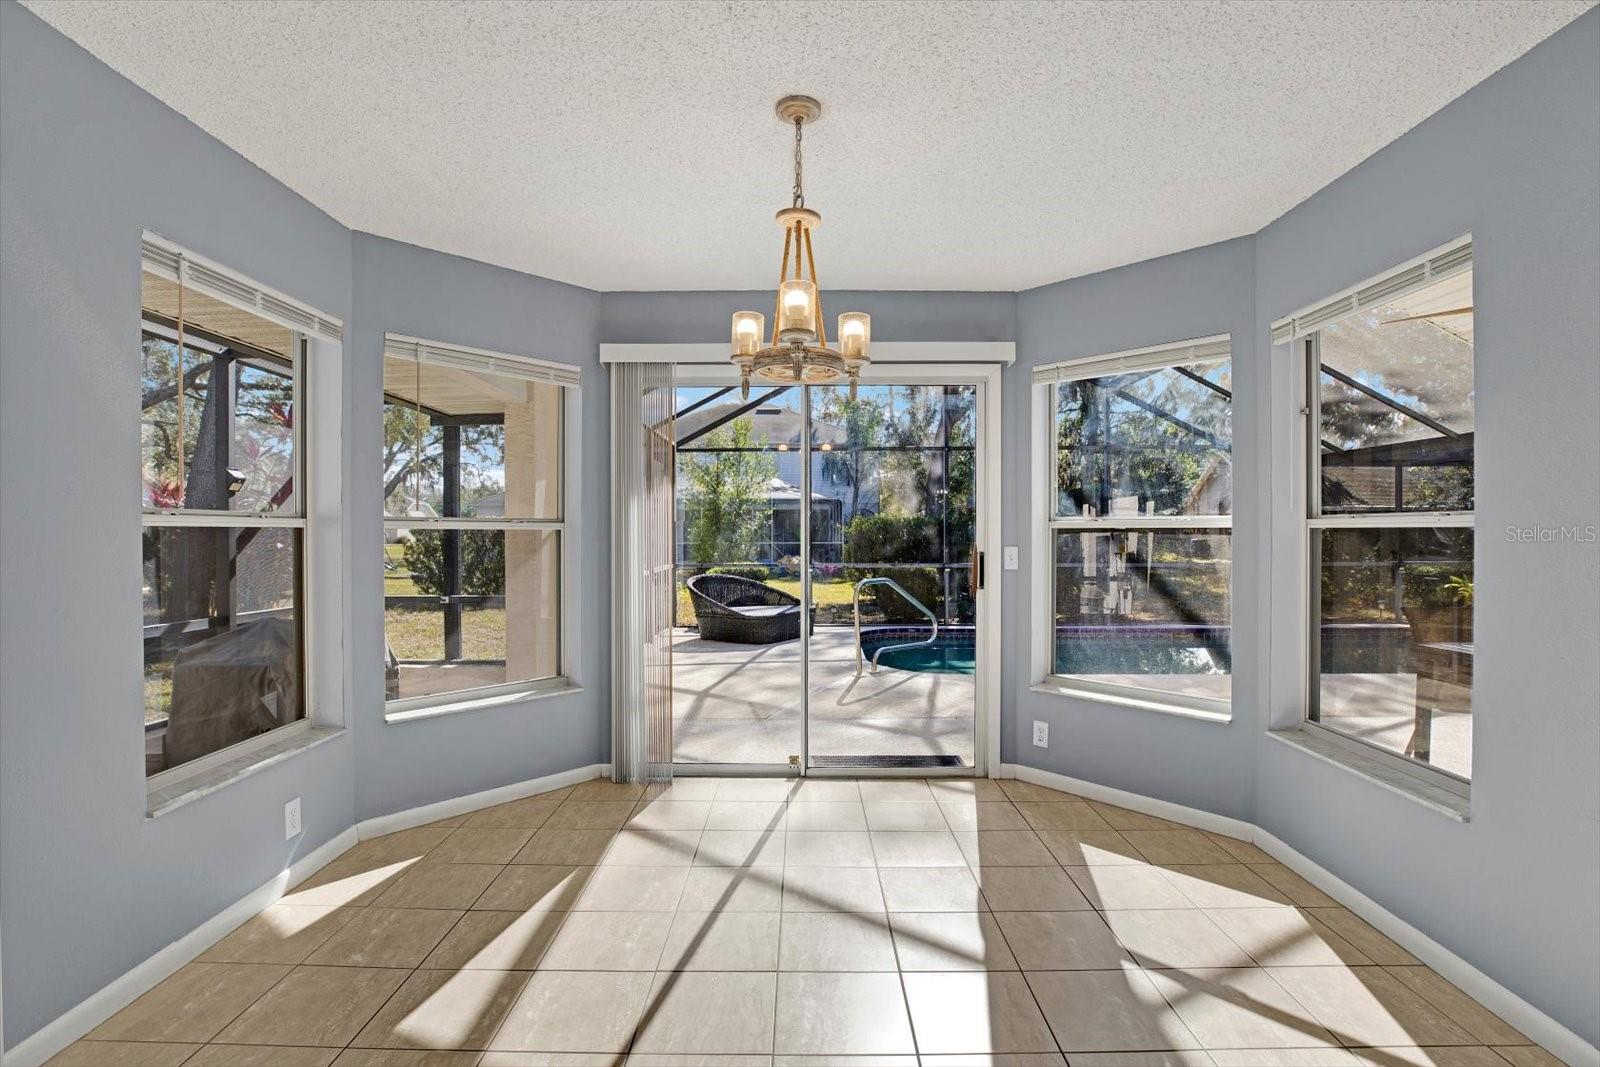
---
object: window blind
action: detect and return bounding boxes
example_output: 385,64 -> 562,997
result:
1031,334 -> 1231,385
141,233 -> 343,342
384,333 -> 581,388
1270,237 -> 1471,345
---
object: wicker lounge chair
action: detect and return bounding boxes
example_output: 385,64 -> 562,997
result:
686,573 -> 807,644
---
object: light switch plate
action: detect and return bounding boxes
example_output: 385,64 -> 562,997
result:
1032,720 -> 1049,748
284,797 -> 302,839
1004,546 -> 1019,570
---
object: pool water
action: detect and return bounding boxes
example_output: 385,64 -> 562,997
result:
859,630 -> 1230,676
871,640 -> 977,674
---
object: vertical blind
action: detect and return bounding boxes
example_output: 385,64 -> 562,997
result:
610,362 -> 676,782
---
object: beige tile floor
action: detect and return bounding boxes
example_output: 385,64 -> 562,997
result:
52,777 -> 1566,1067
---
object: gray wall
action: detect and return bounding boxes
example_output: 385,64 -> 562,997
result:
1010,237 -> 1262,819
349,234 -> 609,820
0,0 -> 356,1046
1254,9 -> 1600,1043
3,0 -> 1597,1051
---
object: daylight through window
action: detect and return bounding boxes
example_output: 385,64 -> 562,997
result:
1303,252 -> 1475,780
1040,339 -> 1233,710
382,338 -> 573,707
140,250 -> 308,777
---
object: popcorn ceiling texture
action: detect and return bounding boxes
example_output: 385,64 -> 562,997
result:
21,0 -> 1594,291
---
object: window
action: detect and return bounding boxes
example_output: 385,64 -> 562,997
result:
1038,337 -> 1233,711
382,336 -> 575,708
140,240 -> 320,778
1298,245 -> 1474,781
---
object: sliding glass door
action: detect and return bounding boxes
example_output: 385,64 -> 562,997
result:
805,384 -> 979,770
670,370 -> 990,774
672,385 -> 805,768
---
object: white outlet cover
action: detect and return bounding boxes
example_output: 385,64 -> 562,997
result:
1004,546 -> 1019,570
1032,720 -> 1049,747
284,797 -> 302,839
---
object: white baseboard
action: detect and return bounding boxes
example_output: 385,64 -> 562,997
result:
1003,762 -> 1257,840
1,761 -> 610,1067
1,826 -> 357,1067
1001,761 -> 1599,1066
1250,829 -> 1599,1067
355,762 -> 609,839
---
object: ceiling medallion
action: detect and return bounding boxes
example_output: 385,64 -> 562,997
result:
730,95 -> 870,400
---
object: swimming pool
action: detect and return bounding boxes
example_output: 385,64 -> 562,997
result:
858,627 -> 1232,676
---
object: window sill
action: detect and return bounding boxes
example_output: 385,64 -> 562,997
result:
1267,726 -> 1470,821
385,678 -> 583,725
147,726 -> 345,819
1029,681 -> 1232,724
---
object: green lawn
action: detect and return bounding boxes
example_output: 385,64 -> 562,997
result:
385,606 -> 507,661
144,668 -> 172,724
384,542 -> 421,596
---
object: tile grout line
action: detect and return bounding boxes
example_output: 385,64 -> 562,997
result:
67,778 -> 1546,1063
968,795 -> 1071,1061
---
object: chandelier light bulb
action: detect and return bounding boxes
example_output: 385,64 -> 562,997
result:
731,311 -> 764,357
838,312 -> 871,362
777,279 -> 818,339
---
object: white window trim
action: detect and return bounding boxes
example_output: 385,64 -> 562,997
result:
142,232 -> 343,342
1293,315 -> 1475,794
382,334 -> 582,719
142,243 -> 336,806
1031,336 -> 1235,717
1270,235 -> 1471,344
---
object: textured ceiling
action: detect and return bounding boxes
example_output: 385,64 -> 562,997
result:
23,0 -> 1594,291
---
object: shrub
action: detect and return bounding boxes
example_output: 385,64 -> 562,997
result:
705,564 -> 772,582
841,514 -> 943,621
402,529 -> 504,596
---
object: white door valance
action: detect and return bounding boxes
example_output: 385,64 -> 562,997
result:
1031,334 -> 1230,385
385,333 -> 581,388
141,232 -> 343,342
1270,236 -> 1471,345
599,341 -> 1015,366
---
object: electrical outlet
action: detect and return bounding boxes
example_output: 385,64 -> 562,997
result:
1032,720 -> 1049,748
284,797 -> 302,840
1004,546 -> 1019,570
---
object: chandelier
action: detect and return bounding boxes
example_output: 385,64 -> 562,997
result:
730,95 -> 871,400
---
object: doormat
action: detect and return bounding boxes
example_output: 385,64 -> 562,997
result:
810,754 -> 967,769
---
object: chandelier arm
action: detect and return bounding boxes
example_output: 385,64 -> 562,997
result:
804,226 -> 826,348
773,223 -> 793,347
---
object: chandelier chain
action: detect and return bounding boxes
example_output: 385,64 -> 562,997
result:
792,117 -> 804,208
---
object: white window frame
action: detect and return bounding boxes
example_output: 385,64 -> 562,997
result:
140,234 -> 340,796
382,334 -> 581,719
1031,335 -> 1234,718
1287,239 -> 1475,794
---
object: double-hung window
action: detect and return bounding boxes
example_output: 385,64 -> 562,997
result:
382,335 -> 576,711
1037,336 -> 1233,713
140,236 -> 336,780
1285,240 -> 1475,782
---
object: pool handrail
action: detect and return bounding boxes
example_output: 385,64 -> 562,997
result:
853,577 -> 939,675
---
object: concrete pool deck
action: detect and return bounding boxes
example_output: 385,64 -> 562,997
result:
669,628 -> 1471,778
671,627 -> 977,767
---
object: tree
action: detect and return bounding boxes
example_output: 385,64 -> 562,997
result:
1054,365 -> 1231,516
382,403 -> 507,516
680,418 -> 776,565
814,391 -> 884,519
403,530 -> 504,596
